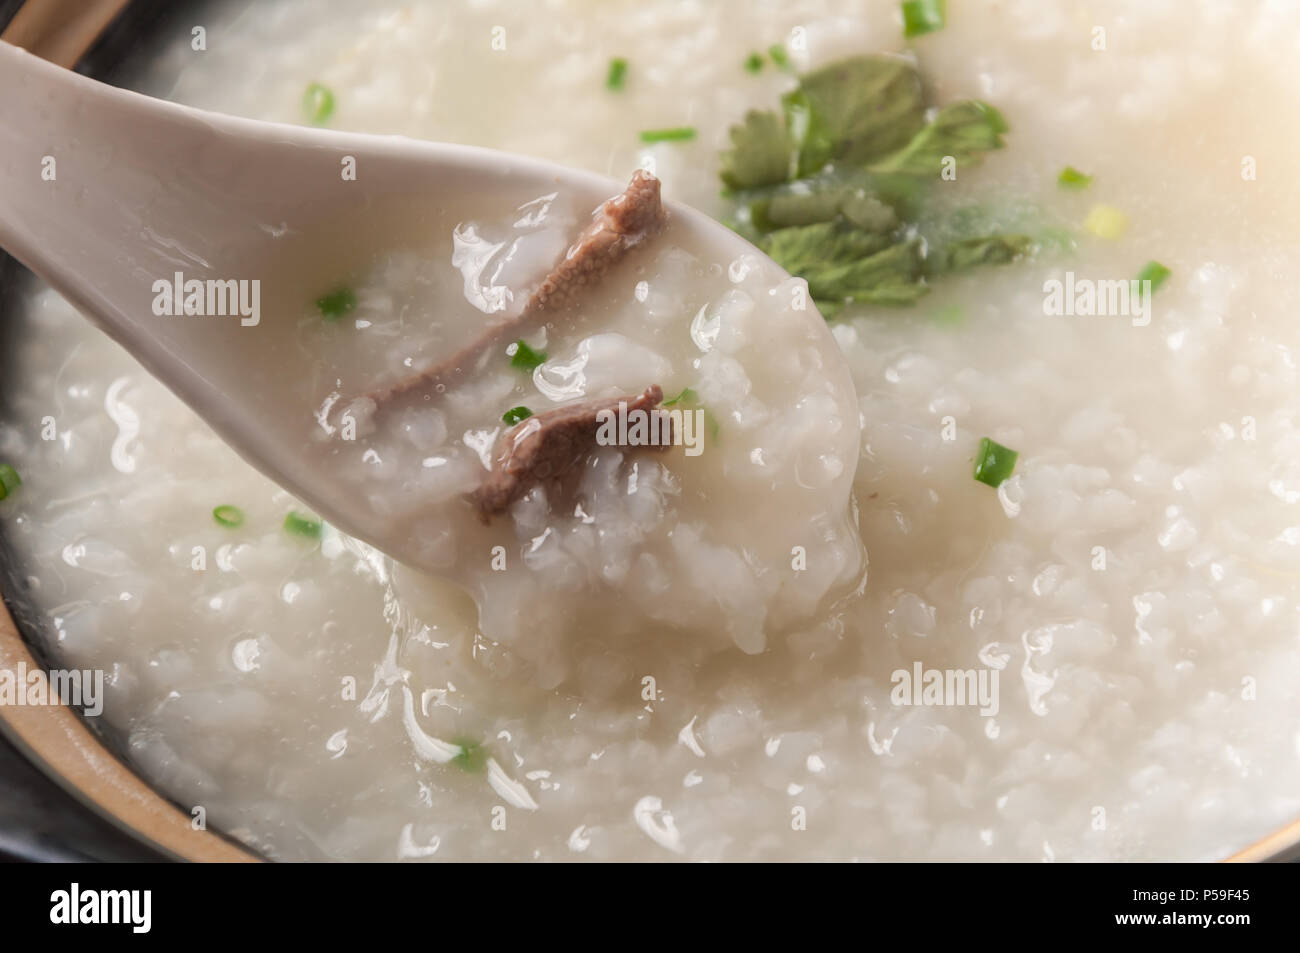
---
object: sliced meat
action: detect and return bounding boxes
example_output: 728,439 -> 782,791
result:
369,170 -> 668,410
471,385 -> 670,521
525,168 -> 666,313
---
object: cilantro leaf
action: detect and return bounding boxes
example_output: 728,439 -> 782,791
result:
756,186 -> 898,232
717,54 -> 1029,319
867,100 -> 1009,175
783,55 -> 926,177
721,110 -> 796,190
931,234 -> 1036,274
800,236 -> 929,307
764,220 -> 894,274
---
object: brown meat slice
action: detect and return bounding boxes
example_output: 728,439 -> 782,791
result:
471,385 -> 670,520
369,170 -> 667,410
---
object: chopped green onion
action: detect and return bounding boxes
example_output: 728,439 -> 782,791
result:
0,464 -> 20,502
768,43 -> 790,69
315,286 -> 356,321
639,127 -> 697,144
502,406 -> 533,426
302,82 -> 335,125
1057,166 -> 1093,189
606,57 -> 628,91
973,437 -> 1018,488
662,387 -> 699,407
901,0 -> 946,38
660,389 -> 719,441
508,340 -> 548,371
212,505 -> 245,528
284,511 -> 323,539
1083,204 -> 1128,240
744,52 -> 765,74
1135,260 -> 1172,293
452,739 -> 487,773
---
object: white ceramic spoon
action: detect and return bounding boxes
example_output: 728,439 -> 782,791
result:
0,40 -> 841,572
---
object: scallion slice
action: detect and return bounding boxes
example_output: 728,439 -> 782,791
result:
973,437 -> 1018,488
1135,260 -> 1171,293
0,464 -> 20,501
768,44 -> 790,68
744,52 -> 764,74
660,389 -> 718,441
606,57 -> 628,91
284,511 -> 323,539
639,127 -> 697,144
901,0 -> 946,38
315,286 -> 357,321
508,340 -> 547,370
1058,166 -> 1093,189
1083,204 -> 1128,240
502,406 -> 533,426
212,505 -> 245,528
452,739 -> 487,773
302,82 -> 335,125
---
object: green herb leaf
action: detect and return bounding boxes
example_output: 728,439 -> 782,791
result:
1035,226 -> 1079,255
1135,260 -> 1172,293
717,54 -> 1028,318
867,100 -> 1008,176
0,463 -> 20,502
838,191 -> 902,231
502,406 -> 533,426
302,82 -> 335,125
316,286 -> 357,321
1058,165 -> 1093,189
640,127 -> 697,144
784,56 -> 927,177
800,236 -> 929,307
721,110 -> 796,190
606,57 -> 628,91
901,0 -> 947,38
744,52 -> 764,74
662,387 -> 699,407
768,44 -> 790,69
932,234 -> 1036,274
973,437 -> 1018,488
764,220 -> 894,275
284,511 -> 323,539
212,505 -> 245,528
755,185 -> 898,232
509,340 -> 548,371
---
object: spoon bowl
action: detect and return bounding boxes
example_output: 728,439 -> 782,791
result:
0,39 -> 782,570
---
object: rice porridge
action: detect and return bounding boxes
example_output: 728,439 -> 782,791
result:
1,0 -> 1299,861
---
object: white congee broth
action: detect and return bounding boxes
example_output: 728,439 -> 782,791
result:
1,0 -> 1299,860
